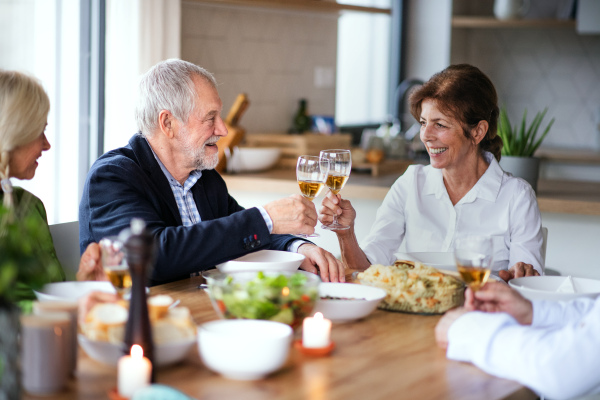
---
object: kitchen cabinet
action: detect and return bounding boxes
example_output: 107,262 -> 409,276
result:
452,16 -> 575,29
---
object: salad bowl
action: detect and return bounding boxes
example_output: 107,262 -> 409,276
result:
204,270 -> 320,329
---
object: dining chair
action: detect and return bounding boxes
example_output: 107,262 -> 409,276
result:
48,221 -> 80,281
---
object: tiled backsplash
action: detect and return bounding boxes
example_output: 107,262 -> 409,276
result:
181,2 -> 338,134
452,28 -> 600,150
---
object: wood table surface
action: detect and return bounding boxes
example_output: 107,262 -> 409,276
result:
26,273 -> 537,400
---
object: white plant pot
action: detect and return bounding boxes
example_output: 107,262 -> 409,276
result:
499,155 -> 540,192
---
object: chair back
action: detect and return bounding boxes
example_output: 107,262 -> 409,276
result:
49,221 -> 80,280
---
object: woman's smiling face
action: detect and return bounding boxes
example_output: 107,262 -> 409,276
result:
8,127 -> 51,180
419,99 -> 475,171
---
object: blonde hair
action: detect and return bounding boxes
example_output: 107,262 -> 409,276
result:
0,70 -> 50,207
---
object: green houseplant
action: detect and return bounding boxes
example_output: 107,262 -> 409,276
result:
0,197 -> 62,398
497,107 -> 555,192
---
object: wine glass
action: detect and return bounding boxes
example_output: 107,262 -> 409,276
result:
296,155 -> 330,238
320,149 -> 352,230
454,235 -> 494,292
99,236 -> 131,298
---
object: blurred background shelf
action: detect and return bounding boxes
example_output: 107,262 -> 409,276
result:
352,159 -> 413,177
452,16 -> 576,28
186,0 -> 391,14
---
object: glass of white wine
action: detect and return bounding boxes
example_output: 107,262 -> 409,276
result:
320,149 -> 352,230
99,236 -> 131,298
454,235 -> 494,292
296,155 -> 330,238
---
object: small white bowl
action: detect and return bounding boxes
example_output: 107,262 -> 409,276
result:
229,147 -> 281,172
198,319 -> 292,380
509,276 -> 600,301
216,250 -> 305,273
35,281 -> 116,302
313,283 -> 386,323
78,334 -> 196,367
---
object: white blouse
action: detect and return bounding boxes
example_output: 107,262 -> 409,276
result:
447,298 -> 600,399
360,152 -> 544,273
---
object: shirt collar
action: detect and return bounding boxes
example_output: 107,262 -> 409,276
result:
422,151 -> 503,203
144,136 -> 203,190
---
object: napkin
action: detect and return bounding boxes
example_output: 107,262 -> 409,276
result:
556,276 -> 577,293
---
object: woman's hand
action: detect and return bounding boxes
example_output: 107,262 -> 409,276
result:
464,282 -> 533,325
78,290 -> 119,326
435,307 -> 470,349
498,262 -> 540,282
76,243 -> 108,282
318,191 -> 356,230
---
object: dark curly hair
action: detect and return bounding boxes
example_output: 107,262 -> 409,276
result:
409,64 -> 503,161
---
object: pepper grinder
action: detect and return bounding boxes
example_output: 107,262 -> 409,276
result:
122,218 -> 156,382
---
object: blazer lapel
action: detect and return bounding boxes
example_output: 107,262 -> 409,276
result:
128,134 -> 183,225
192,178 -> 216,221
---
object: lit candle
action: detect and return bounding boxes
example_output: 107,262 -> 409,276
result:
118,345 -> 152,398
302,312 -> 332,348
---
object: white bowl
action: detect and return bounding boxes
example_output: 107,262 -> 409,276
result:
229,147 -> 281,172
216,250 -> 305,273
35,281 -> 116,302
509,276 -> 600,301
198,320 -> 292,380
78,334 -> 196,368
313,283 -> 386,323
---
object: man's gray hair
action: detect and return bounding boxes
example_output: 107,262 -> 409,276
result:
135,59 -> 217,135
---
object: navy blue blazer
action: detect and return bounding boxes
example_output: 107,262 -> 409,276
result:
79,134 -> 306,285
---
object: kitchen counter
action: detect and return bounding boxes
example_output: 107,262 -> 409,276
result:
223,168 -> 600,216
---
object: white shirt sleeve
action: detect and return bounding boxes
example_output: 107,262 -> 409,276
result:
447,299 -> 600,400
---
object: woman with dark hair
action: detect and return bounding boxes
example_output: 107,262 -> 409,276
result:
320,64 -> 543,281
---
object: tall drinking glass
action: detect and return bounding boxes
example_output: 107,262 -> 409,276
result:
99,236 -> 131,298
454,235 -> 493,292
320,149 -> 352,231
296,155 -> 330,238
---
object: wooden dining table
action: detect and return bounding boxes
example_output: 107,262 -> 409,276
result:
26,272 -> 537,400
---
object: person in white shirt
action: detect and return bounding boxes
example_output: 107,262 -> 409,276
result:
435,282 -> 600,400
319,64 -> 543,281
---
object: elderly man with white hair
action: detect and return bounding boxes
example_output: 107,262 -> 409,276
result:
79,59 -> 344,285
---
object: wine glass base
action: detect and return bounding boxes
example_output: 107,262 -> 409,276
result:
321,224 -> 350,231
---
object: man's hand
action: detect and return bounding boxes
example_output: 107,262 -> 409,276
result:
297,243 -> 345,283
465,282 -> 533,325
264,195 -> 318,236
318,191 -> 356,229
498,262 -> 540,282
435,307 -> 470,349
76,243 -> 108,282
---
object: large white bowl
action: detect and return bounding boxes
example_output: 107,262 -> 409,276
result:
216,250 -> 305,273
78,334 -> 196,368
508,276 -> 600,301
198,319 -> 292,380
35,281 -> 116,302
313,283 -> 386,323
229,147 -> 281,172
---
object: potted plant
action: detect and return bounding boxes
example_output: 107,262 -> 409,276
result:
497,107 -> 555,192
0,197 -> 62,398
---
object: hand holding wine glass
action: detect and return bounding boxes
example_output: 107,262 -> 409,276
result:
454,235 -> 493,292
319,149 -> 351,230
296,155 -> 329,238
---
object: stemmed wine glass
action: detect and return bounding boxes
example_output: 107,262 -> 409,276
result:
454,235 -> 494,292
296,155 -> 330,238
99,236 -> 131,298
320,149 -> 352,231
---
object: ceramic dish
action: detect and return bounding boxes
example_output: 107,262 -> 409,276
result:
35,281 -> 116,302
509,276 -> 600,301
313,282 -> 386,323
216,250 -> 305,273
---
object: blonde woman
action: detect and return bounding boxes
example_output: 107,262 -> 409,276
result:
0,70 -> 103,301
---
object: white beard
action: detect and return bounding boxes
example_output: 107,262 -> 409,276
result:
178,127 -> 219,171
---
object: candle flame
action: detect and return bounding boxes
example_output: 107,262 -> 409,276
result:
282,286 -> 290,296
131,344 -> 143,359
314,312 -> 324,320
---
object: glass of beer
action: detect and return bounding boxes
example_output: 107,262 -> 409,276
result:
99,236 -> 131,298
320,149 -> 352,230
296,155 -> 330,238
454,235 -> 493,291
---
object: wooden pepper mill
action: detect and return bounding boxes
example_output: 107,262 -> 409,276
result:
123,218 -> 156,382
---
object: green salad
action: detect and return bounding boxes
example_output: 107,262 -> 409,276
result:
211,271 -> 317,328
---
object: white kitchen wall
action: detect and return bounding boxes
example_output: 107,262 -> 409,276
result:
181,2 -> 338,134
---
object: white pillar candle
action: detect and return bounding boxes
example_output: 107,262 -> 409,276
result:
118,345 -> 152,398
302,312 -> 332,348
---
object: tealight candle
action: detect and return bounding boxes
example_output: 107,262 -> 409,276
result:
118,345 -> 152,398
302,312 -> 332,348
